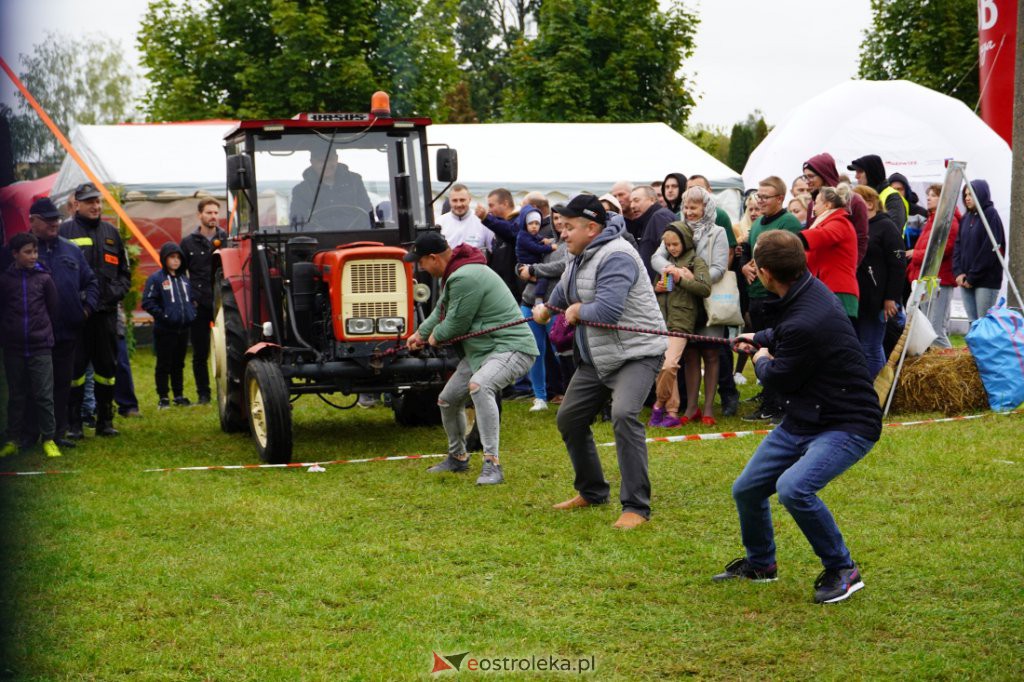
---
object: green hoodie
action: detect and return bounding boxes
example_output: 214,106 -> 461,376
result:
418,253 -> 537,372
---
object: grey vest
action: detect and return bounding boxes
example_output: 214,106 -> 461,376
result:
565,236 -> 667,378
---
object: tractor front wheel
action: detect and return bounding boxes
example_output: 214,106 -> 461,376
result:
245,358 -> 293,464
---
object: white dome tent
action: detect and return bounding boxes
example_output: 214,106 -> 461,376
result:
742,79 -> 1012,226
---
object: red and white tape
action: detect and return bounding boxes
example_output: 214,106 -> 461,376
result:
0,470 -> 76,477
599,410 -> 1022,447
145,452 -> 446,473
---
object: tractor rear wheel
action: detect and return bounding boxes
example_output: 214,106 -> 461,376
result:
245,358 -> 293,464
212,269 -> 248,433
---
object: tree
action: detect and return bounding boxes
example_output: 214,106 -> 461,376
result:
5,32 -> 139,175
725,111 -> 768,173
501,0 -> 698,129
139,0 -> 462,121
858,0 -> 979,109
685,124 -> 730,165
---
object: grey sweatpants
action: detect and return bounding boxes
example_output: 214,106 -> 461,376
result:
438,351 -> 535,459
555,357 -> 660,518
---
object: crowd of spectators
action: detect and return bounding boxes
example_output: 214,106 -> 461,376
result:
437,153 -> 1006,427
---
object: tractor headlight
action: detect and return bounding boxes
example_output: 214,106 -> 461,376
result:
376,317 -> 405,334
345,317 -> 375,335
413,282 -> 431,303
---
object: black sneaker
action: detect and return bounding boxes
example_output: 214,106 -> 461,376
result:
813,564 -> 864,604
158,398 -> 171,410
67,426 -> 85,440
427,455 -> 470,473
741,391 -> 764,405
712,557 -> 778,582
722,392 -> 739,417
173,396 -> 191,407
197,394 -> 211,405
742,407 -> 782,422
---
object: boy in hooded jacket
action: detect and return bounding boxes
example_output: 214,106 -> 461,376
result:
142,243 -> 197,408
0,233 -> 61,458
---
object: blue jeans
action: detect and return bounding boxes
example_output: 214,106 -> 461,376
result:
855,310 -> 886,378
520,304 -> 552,401
731,426 -> 875,570
960,286 -> 1000,323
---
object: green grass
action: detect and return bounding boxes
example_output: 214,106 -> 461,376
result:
1,346 -> 1022,680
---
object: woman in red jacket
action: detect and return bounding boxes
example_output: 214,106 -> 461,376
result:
905,183 -> 960,348
800,187 -> 860,320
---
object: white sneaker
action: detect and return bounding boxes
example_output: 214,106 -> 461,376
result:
733,373 -> 748,385
529,398 -> 548,412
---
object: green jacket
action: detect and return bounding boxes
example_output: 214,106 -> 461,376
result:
656,223 -> 712,334
418,262 -> 537,372
747,210 -> 804,299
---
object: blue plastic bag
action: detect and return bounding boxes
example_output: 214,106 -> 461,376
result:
965,298 -> 1024,411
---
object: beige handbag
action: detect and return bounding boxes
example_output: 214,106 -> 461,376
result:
703,271 -> 744,327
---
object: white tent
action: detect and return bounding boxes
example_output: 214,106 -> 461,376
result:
52,120 -> 742,199
742,80 -> 1012,224
429,121 -> 742,197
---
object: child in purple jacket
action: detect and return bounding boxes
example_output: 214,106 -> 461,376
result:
0,233 -> 61,458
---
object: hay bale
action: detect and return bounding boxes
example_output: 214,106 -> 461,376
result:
890,348 -> 989,416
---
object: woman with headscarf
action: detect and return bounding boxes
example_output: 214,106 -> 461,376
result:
652,187 -> 729,425
661,172 -> 688,218
953,179 -> 1005,322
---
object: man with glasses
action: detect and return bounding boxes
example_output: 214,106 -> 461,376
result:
739,177 -> 803,423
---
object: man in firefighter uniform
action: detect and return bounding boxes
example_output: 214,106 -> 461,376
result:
60,183 -> 132,437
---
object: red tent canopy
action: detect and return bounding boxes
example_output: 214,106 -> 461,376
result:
0,173 -> 57,243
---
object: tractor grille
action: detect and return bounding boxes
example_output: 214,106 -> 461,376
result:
351,301 -> 399,318
340,258 -> 408,337
349,262 -> 398,294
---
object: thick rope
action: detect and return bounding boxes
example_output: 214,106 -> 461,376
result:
374,302 -> 748,360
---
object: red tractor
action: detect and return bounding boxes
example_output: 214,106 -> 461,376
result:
212,94 -> 461,463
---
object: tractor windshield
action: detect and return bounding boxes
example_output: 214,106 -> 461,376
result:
251,129 -> 427,231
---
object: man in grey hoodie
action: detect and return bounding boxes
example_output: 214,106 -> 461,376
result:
533,194 -> 667,529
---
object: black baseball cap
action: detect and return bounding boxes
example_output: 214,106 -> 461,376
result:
553,194 -> 607,224
74,182 -> 102,200
29,197 -> 61,220
403,231 -> 450,262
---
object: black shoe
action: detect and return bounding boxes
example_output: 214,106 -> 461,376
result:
67,426 -> 85,440
741,392 -> 764,405
158,398 -> 171,410
712,557 -> 778,582
173,396 -> 191,407
814,564 -> 864,603
82,414 -> 97,428
53,437 -> 77,449
742,407 -> 781,422
95,422 -> 120,437
722,392 -> 739,417
769,413 -> 784,425
197,394 -> 211,405
427,455 -> 470,473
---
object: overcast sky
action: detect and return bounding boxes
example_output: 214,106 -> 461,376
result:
0,0 -> 872,129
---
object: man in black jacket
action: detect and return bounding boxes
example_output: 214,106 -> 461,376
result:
60,183 -> 131,438
848,155 -> 908,231
180,198 -> 228,404
628,185 -> 676,281
712,230 -> 881,604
